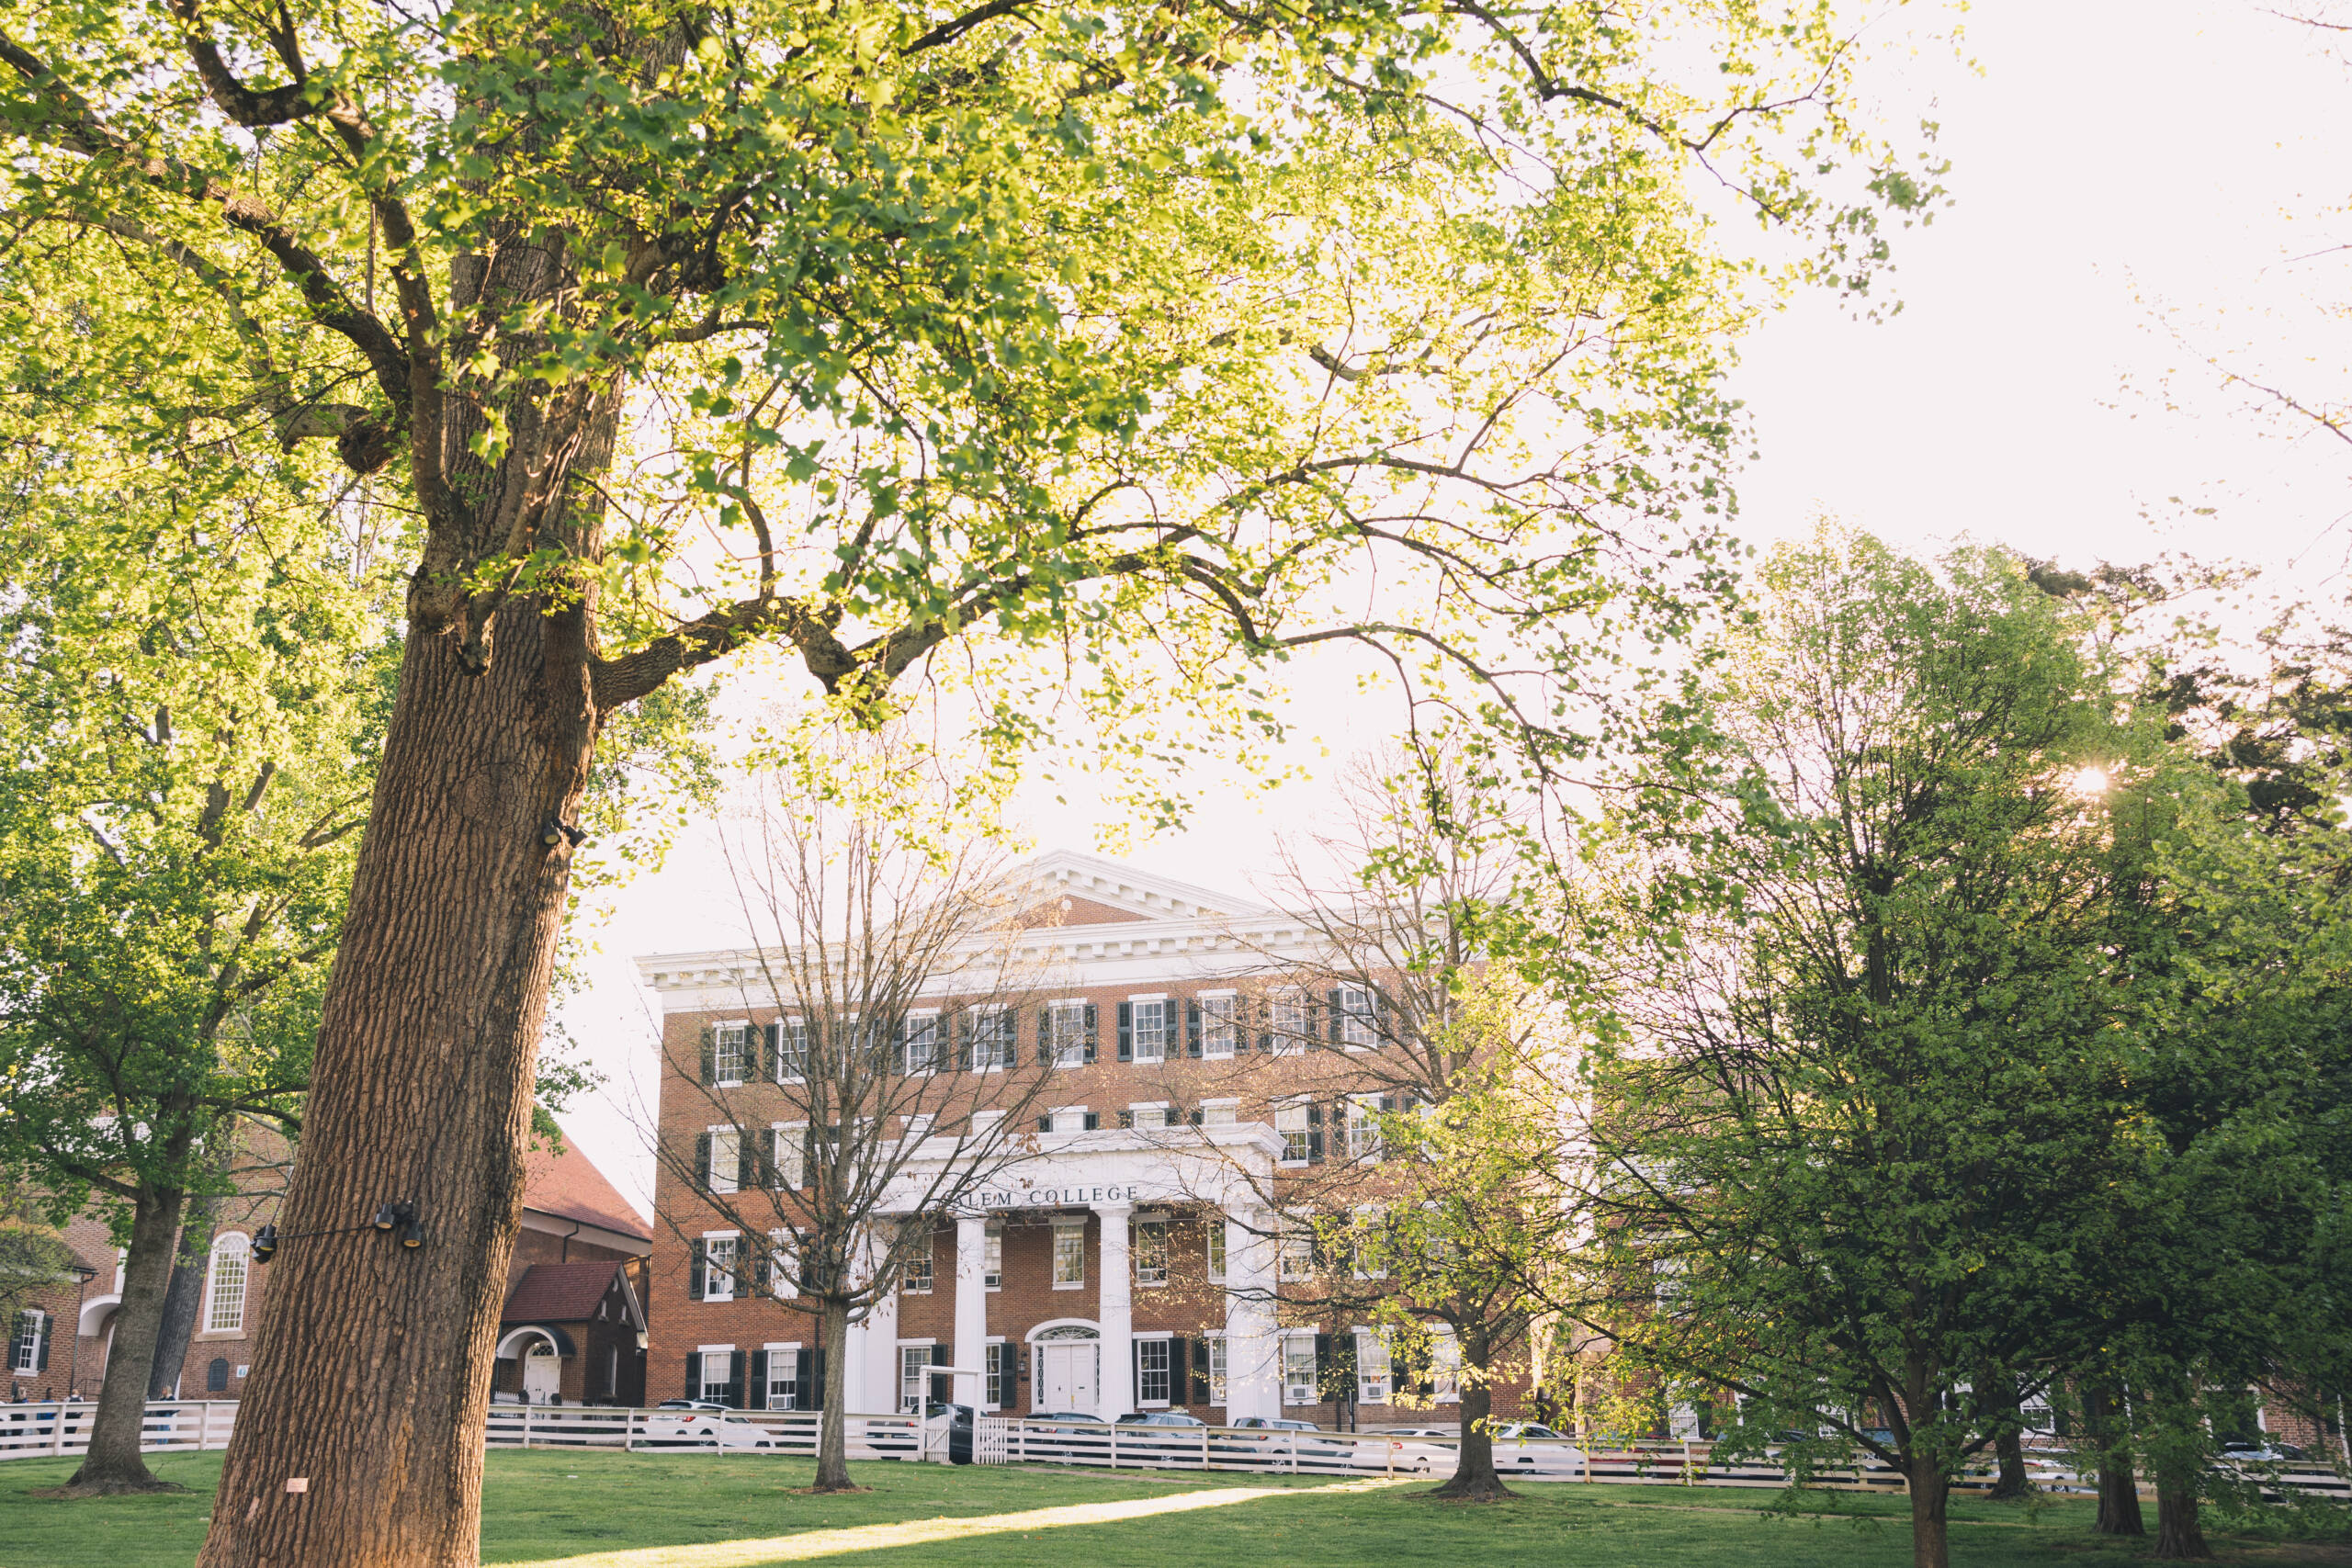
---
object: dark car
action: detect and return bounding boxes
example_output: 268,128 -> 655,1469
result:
924,1401 -> 978,1464
1115,1411 -> 1207,1426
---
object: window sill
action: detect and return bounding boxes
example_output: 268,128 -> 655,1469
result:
1052,1282 -> 1084,1292
1278,1159 -> 1307,1169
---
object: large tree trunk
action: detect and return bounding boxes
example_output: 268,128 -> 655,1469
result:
1905,1452 -> 1951,1568
193,584 -> 601,1567
147,1186 -> 221,1400
1426,1335 -> 1510,1502
1989,1425 -> 2030,1500
62,1180 -> 187,1495
815,1297 -> 858,1492
2154,1468 -> 2211,1560
2084,1382 -> 2145,1536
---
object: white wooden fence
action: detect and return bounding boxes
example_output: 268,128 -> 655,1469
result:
5,1399 -> 2346,1504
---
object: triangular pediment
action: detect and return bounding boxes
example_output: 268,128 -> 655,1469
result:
1011,850 -> 1265,929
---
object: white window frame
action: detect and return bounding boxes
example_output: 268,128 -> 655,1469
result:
1048,1106 -> 1090,1134
967,1007 -> 1015,1071
712,1020 -> 752,1087
702,1231 -> 741,1302
697,1344 -> 735,1404
708,1124 -> 741,1195
1136,1334 -> 1173,1406
1205,1333 -> 1229,1404
901,1222 -> 935,1295
1269,991 -> 1308,1055
899,1342 -> 936,1412
1430,1326 -> 1462,1404
1198,991 -> 1238,1059
8,1308 -> 45,1374
984,1225 -> 1002,1291
763,1340 -> 803,1409
1350,1205 -> 1388,1280
1199,1097 -> 1239,1128
1051,1220 -> 1086,1290
1338,984 -> 1378,1050
1206,1220 -> 1227,1284
774,1017 -> 809,1083
899,1010 -> 944,1076
1346,1095 -> 1383,1163
1353,1328 -> 1392,1405
985,1336 -> 1010,1411
1278,1222 -> 1314,1282
770,1122 -> 807,1190
203,1232 -> 251,1334
1127,995 -> 1171,1064
1282,1334 -> 1319,1407
1275,1100 -> 1311,1165
1126,1101 -> 1170,1131
1048,999 -> 1089,1067
766,1229 -> 798,1299
1133,1219 -> 1169,1287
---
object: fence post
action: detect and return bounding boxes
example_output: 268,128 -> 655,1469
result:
625,1408 -> 637,1452
1109,1423 -> 1118,1471
50,1404 -> 65,1457
1287,1428 -> 1297,1473
1204,1427 -> 1212,1472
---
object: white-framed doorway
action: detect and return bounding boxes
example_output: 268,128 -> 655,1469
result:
1027,1322 -> 1101,1416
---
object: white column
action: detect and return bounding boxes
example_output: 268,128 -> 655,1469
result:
1224,1208 -> 1279,1421
842,1228 -> 876,1413
954,1214 -> 989,1407
1095,1201 -> 1134,1418
866,1279 -> 900,1413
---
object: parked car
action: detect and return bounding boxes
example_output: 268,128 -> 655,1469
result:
640,1410 -> 780,1450
654,1399 -> 730,1413
1488,1422 -> 1586,1477
2220,1440 -> 2306,1463
1116,1411 -> 1208,1426
1019,1411 -> 1112,1461
923,1401 -> 978,1465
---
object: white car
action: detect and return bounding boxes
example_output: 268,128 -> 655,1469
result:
641,1410 -> 780,1450
1488,1423 -> 1586,1477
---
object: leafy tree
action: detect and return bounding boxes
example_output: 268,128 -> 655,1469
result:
0,438 -> 393,1493
0,2 -> 1931,1556
1566,530 -> 2160,1568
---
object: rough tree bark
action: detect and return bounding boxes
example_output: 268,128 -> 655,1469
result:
1905,1452 -> 1952,1568
148,1186 -> 221,1400
2085,1383 -> 2146,1536
2154,1471 -> 2212,1562
62,1177 -> 187,1495
1427,1330 -> 1511,1502
1989,1426 -> 2030,1500
815,1296 -> 858,1492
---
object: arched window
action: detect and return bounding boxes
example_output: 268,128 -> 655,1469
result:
205,1233 -> 250,1334
206,1357 -> 229,1393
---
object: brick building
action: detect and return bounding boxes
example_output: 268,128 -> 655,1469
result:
637,850 -> 1510,1428
9,1133 -> 651,1408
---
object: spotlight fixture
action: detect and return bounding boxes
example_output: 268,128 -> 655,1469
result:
398,1213 -> 425,1250
538,817 -> 588,850
372,1202 -> 402,1231
252,1224 -> 278,1263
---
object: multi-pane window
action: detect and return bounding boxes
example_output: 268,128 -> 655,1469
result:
1269,993 -> 1308,1055
1430,1328 -> 1462,1402
984,1228 -> 1002,1290
1130,998 -> 1172,1063
709,1127 -> 741,1194
1048,1002 -> 1089,1067
1049,1108 -> 1089,1134
703,1235 -> 739,1301
1134,1221 -> 1169,1286
1127,1105 -> 1168,1131
766,1231 -> 797,1298
1283,1337 -> 1318,1406
713,1022 -> 750,1084
899,1014 -> 943,1075
1137,1337 -> 1171,1404
1278,1225 -> 1314,1281
1200,1100 -> 1238,1128
1350,1206 -> 1388,1280
775,1019 -> 809,1080
767,1352 -> 799,1410
1355,1331 -> 1392,1404
1276,1102 -> 1311,1163
1338,984 -> 1378,1048
899,1346 -> 933,1412
7,1310 -> 44,1374
701,1351 -> 734,1404
969,1009 -> 1014,1070
205,1234 -> 249,1333
1200,995 -> 1238,1058
770,1124 -> 807,1190
1053,1223 -> 1086,1288
1206,1222 -> 1227,1284
901,1225 -> 934,1294
1346,1097 -> 1383,1162
1206,1337 -> 1229,1404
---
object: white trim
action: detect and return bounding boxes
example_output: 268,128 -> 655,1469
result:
1023,1317 -> 1102,1341
763,1340 -> 804,1352
709,1018 -> 752,1087
697,1342 -> 736,1354
1125,992 -> 1170,1002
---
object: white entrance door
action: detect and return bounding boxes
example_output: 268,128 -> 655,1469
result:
523,1343 -> 561,1404
1038,1342 -> 1097,1414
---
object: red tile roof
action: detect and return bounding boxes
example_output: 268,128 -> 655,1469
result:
503,1261 -> 626,1325
521,1137 -> 651,1242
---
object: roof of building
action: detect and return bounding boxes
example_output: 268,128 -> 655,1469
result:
522,1137 -> 651,1242
502,1260 -> 627,1325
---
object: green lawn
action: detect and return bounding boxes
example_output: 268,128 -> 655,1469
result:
0,1450 -> 2339,1567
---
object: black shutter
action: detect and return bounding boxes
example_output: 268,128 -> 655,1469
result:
752,1245 -> 773,1296
1327,988 -> 1345,1046
1254,997 -> 1272,1055
1315,1334 -> 1333,1399
689,1238 -> 708,1299
761,1022 -> 779,1082
1188,1107 -> 1203,1127
685,1351 -> 702,1401
695,1132 -> 713,1189
797,1348 -> 816,1411
698,1028 -> 717,1085
890,1018 -> 908,1074
1190,1340 -> 1212,1404
1116,1001 -> 1133,1062
801,1127 -> 820,1190
1036,1007 -> 1053,1066
808,1348 -> 826,1410
956,1011 -> 972,1072
736,1133 -> 755,1190
1331,1334 -> 1355,1400
1133,1339 -> 1144,1404
35,1315 -> 49,1371
1367,988 -> 1385,1045
1083,1111 -> 1100,1131
1038,1115 -> 1053,1134
727,1349 -> 747,1408
761,1128 -> 780,1189
1187,1000 -> 1203,1057
1083,1003 -> 1098,1063
748,1349 -> 769,1409
1117,1109 -> 1135,1129
1306,1104 -> 1324,1163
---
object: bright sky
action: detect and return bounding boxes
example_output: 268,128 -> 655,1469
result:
551,0 -> 2352,1217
